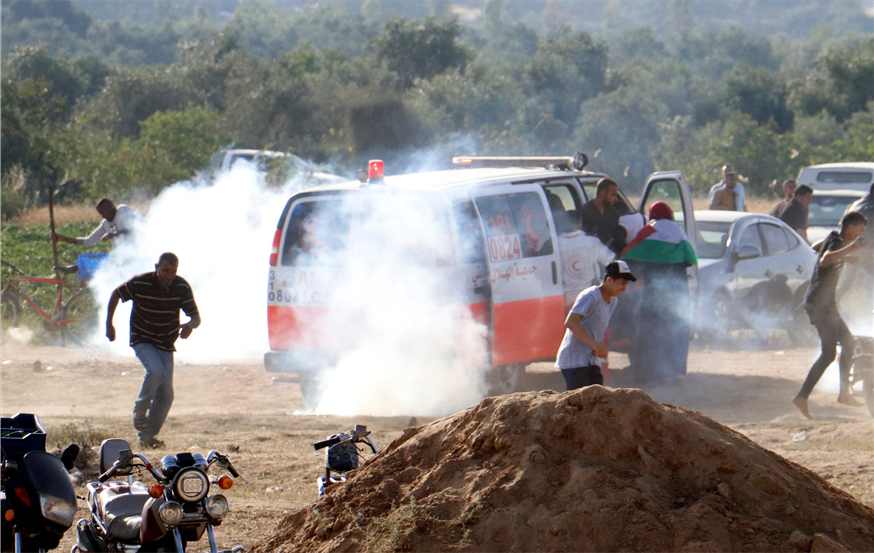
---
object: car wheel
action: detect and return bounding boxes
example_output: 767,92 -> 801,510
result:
699,293 -> 733,347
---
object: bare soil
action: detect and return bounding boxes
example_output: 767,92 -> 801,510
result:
1,341 -> 872,552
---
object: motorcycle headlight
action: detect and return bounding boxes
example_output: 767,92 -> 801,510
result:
159,501 -> 183,526
40,494 -> 76,527
205,494 -> 229,519
173,467 -> 209,503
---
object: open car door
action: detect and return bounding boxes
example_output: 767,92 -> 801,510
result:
636,170 -> 700,303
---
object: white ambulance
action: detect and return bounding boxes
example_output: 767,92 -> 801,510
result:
264,154 -> 697,404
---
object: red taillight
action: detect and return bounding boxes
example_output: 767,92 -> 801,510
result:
368,159 -> 384,180
149,484 -> 165,498
269,229 -> 282,266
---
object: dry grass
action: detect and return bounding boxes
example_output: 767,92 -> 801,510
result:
11,202 -> 150,227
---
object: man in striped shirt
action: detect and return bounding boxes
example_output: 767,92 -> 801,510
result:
106,252 -> 201,449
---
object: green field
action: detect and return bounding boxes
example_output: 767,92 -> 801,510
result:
1,221 -> 110,343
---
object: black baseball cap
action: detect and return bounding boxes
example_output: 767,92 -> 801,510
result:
605,260 -> 637,281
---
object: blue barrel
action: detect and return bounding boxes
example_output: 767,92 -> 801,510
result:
77,253 -> 108,280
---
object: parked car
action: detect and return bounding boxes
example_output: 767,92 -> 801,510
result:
796,162 -> 874,193
694,211 -> 817,345
207,149 -> 346,186
807,189 -> 866,244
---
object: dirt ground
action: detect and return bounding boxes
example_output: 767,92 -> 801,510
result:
1,340 -> 872,552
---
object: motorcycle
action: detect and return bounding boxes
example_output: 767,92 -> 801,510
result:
312,425 -> 379,498
1,413 -> 79,553
851,334 -> 874,417
74,438 -> 247,553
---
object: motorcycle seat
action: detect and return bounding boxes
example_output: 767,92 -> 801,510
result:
97,482 -> 150,541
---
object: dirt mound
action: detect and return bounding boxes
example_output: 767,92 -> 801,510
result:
254,387 -> 874,553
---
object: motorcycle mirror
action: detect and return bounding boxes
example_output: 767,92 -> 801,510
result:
61,444 -> 80,470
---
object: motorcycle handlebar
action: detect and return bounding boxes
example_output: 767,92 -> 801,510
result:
313,436 -> 342,451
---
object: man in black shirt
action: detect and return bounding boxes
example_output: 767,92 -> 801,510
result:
779,184 -> 813,243
793,211 -> 868,419
580,178 -> 627,255
106,253 -> 201,448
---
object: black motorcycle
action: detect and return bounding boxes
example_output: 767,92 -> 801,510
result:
1,413 -> 79,553
313,425 -> 379,498
74,438 -> 246,553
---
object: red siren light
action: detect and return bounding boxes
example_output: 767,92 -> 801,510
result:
368,160 -> 384,180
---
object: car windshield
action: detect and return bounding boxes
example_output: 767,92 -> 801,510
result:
808,195 -> 859,227
696,221 -> 731,259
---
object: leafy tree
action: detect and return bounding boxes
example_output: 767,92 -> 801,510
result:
370,16 -> 471,89
86,20 -> 181,65
3,46 -> 88,120
3,0 -> 92,37
718,63 -> 792,132
224,2 -> 299,59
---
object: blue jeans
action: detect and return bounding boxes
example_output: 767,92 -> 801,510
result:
133,343 -> 174,440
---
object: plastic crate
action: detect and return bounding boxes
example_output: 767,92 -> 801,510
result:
1,413 -> 47,461
77,253 -> 108,281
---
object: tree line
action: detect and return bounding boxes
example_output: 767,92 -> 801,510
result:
2,0 -> 872,220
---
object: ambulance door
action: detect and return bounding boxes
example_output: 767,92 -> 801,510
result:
638,172 -> 699,292
472,185 -> 565,366
637,172 -> 699,333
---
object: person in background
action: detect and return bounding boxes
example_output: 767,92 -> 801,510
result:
770,179 -> 797,218
558,210 -> 615,312
621,201 -> 698,385
619,210 -> 647,244
793,211 -> 868,419
53,198 -> 135,247
708,164 -> 746,211
106,252 -> 201,449
580,178 -> 627,254
779,184 -> 814,243
555,260 -> 636,390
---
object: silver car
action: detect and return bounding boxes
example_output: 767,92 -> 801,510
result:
694,211 -> 817,344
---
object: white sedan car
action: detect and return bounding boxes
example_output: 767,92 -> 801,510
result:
694,211 -> 817,345
807,189 -> 865,244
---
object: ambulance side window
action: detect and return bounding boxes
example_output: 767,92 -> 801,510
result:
475,193 -> 553,260
281,200 -> 348,266
452,200 -> 486,264
544,183 -> 583,234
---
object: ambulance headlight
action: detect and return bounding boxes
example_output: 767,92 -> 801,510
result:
159,501 -> 183,526
40,494 -> 76,526
205,494 -> 229,519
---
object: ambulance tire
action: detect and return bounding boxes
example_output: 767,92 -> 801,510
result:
298,374 -> 323,410
486,364 -> 524,396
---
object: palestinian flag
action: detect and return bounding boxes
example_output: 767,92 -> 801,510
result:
621,219 -> 698,266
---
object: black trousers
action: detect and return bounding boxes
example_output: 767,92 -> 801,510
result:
561,365 -> 603,391
798,306 -> 854,399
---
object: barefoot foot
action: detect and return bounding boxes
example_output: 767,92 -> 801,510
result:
793,396 -> 812,419
837,393 -> 864,407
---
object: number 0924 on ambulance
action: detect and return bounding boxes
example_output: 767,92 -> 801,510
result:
264,154 -> 696,406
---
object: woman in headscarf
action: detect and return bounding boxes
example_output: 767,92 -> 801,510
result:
621,201 -> 698,385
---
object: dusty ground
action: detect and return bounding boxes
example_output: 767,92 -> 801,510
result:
1,340 -> 872,552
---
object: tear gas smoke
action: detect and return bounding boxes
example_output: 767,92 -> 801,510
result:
86,158 -> 490,417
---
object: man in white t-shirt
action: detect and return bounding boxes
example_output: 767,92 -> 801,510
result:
555,260 -> 636,390
53,199 -> 135,247
558,211 -> 615,310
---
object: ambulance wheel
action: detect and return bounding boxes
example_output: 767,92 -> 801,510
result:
299,375 -> 322,410
486,364 -> 524,396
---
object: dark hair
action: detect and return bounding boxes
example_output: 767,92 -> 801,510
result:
783,179 -> 796,187
870,182 -> 874,195
596,178 -> 618,195
96,198 -> 114,210
794,184 -> 813,197
841,211 -> 868,228
158,252 -> 179,266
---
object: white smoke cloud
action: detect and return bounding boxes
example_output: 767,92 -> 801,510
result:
85,157 -> 490,417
